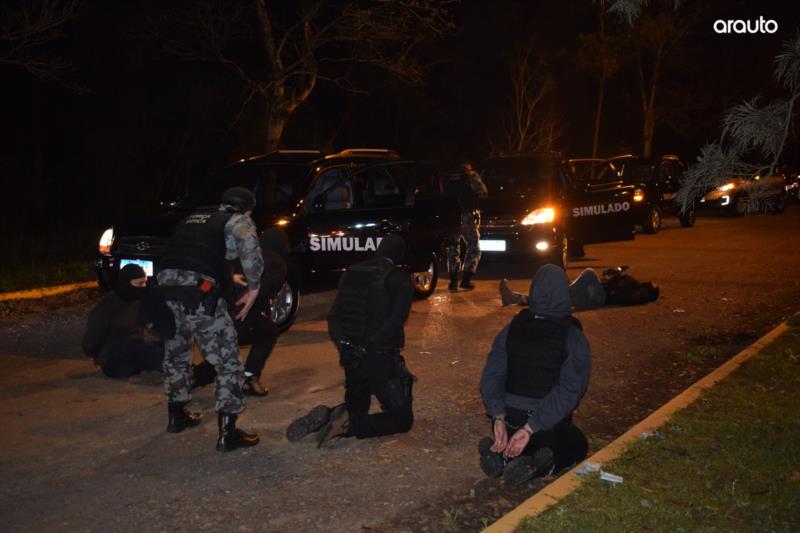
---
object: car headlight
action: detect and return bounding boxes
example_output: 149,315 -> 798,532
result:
633,188 -> 645,202
717,182 -> 735,192
98,227 -> 114,255
520,207 -> 555,225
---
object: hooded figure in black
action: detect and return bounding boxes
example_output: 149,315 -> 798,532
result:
193,228 -> 291,396
287,234 -> 415,446
82,264 -> 176,378
479,264 -> 591,484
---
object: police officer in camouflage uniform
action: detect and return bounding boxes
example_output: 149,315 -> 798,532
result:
157,186 -> 264,452
445,161 -> 488,291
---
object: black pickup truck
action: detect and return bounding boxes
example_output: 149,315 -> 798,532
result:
96,149 -> 460,330
476,153 -> 637,268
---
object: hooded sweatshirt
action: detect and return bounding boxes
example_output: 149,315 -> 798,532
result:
479,264 -> 592,432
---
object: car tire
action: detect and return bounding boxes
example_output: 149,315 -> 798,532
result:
679,207 -> 696,228
412,253 -> 438,299
643,206 -> 661,234
270,278 -> 300,333
734,195 -> 748,216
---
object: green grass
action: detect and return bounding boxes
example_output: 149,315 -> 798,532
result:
516,327 -> 800,533
0,260 -> 96,293
0,227 -> 99,292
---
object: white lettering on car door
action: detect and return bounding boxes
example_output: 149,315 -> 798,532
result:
571,202 -> 631,218
309,236 -> 385,252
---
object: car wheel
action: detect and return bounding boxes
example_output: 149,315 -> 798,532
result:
412,253 -> 438,299
770,194 -> 787,214
679,207 -> 696,228
270,279 -> 299,332
734,195 -> 748,216
643,206 -> 661,234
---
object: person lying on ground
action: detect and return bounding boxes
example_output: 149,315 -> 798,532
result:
479,264 -> 591,484
499,266 -> 659,310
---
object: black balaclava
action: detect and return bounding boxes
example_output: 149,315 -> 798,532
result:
260,228 -> 290,260
376,234 -> 406,264
221,187 -> 256,213
116,264 -> 147,302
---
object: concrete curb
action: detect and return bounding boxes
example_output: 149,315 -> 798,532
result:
0,281 -> 97,302
485,319 -> 792,533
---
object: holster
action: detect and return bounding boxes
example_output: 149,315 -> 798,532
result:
161,285 -> 220,315
377,351 -> 415,411
338,340 -> 368,369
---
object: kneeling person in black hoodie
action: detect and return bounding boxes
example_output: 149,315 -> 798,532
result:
479,264 -> 591,484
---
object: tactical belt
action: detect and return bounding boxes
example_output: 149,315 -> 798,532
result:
160,284 -> 220,315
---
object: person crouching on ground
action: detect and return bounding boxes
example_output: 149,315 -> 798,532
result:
82,264 -> 175,378
479,264 -> 591,484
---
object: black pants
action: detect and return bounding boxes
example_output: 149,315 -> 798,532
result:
236,310 -> 278,378
194,309 -> 279,386
344,351 -> 413,439
101,339 -> 164,379
505,406 -> 589,473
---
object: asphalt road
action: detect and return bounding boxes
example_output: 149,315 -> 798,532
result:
1,206 -> 799,532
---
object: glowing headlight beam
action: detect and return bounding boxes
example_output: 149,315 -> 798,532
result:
520,207 -> 555,225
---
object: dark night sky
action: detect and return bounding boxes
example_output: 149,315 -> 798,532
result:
2,0 -> 799,260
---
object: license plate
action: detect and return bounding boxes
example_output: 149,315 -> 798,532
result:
479,239 -> 506,252
120,258 -> 154,277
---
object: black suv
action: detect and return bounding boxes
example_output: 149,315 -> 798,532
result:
477,154 -> 637,268
96,149 -> 460,330
602,154 -> 696,233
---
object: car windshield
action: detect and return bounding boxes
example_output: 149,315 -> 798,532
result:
481,157 -> 557,193
177,163 -> 313,213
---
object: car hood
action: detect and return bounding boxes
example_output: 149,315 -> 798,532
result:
114,211 -> 188,238
480,190 -> 554,218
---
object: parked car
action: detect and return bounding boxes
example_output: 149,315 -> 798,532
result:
96,149 -> 460,331
476,153 -> 636,269
699,171 -> 787,215
596,154 -> 696,233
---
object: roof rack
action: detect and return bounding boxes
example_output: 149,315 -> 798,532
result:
325,148 -> 401,160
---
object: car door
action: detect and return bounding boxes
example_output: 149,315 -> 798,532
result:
563,159 -> 636,244
302,162 -> 414,273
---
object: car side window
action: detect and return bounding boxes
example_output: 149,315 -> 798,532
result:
306,168 -> 354,211
361,164 -> 410,208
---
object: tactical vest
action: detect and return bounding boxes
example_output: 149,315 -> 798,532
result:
160,209 -> 233,283
443,174 -> 479,211
334,257 -> 395,346
505,309 -> 574,399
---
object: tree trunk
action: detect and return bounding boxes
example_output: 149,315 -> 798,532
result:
592,70 -> 606,159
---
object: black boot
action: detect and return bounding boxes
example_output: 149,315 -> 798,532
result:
166,402 -> 202,433
448,273 -> 459,291
216,413 -> 260,452
460,271 -> 475,290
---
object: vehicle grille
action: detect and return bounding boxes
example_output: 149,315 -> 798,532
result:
115,236 -> 170,257
482,216 -> 518,228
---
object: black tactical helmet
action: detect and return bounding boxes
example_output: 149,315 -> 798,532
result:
221,187 -> 256,213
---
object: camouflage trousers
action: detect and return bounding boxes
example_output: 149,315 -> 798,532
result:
163,298 -> 245,414
447,212 -> 481,274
